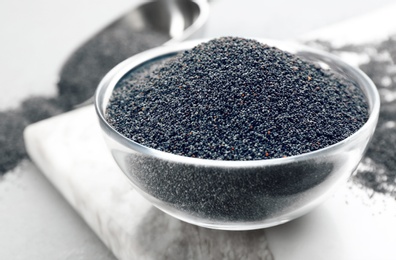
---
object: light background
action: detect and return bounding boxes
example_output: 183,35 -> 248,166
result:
0,0 -> 395,259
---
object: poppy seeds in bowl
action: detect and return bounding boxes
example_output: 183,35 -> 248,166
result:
105,37 -> 369,161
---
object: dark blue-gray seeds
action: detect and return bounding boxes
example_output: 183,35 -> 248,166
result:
106,37 -> 369,160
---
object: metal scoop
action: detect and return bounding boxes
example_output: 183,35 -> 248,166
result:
57,0 -> 209,109
126,0 -> 209,43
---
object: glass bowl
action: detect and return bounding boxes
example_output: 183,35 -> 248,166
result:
95,39 -> 380,230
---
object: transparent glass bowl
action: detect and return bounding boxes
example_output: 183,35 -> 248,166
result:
95,39 -> 380,230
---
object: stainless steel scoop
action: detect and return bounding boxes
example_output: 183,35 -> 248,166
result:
126,0 -> 209,43
58,0 -> 209,109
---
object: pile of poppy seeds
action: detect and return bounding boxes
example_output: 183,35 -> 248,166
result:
106,37 -> 369,160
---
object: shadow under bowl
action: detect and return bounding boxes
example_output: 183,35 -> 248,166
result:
95,39 -> 380,230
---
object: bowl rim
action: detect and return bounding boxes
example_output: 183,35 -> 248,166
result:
95,38 -> 380,168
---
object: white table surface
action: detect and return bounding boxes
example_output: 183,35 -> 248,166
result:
1,0 -> 395,259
